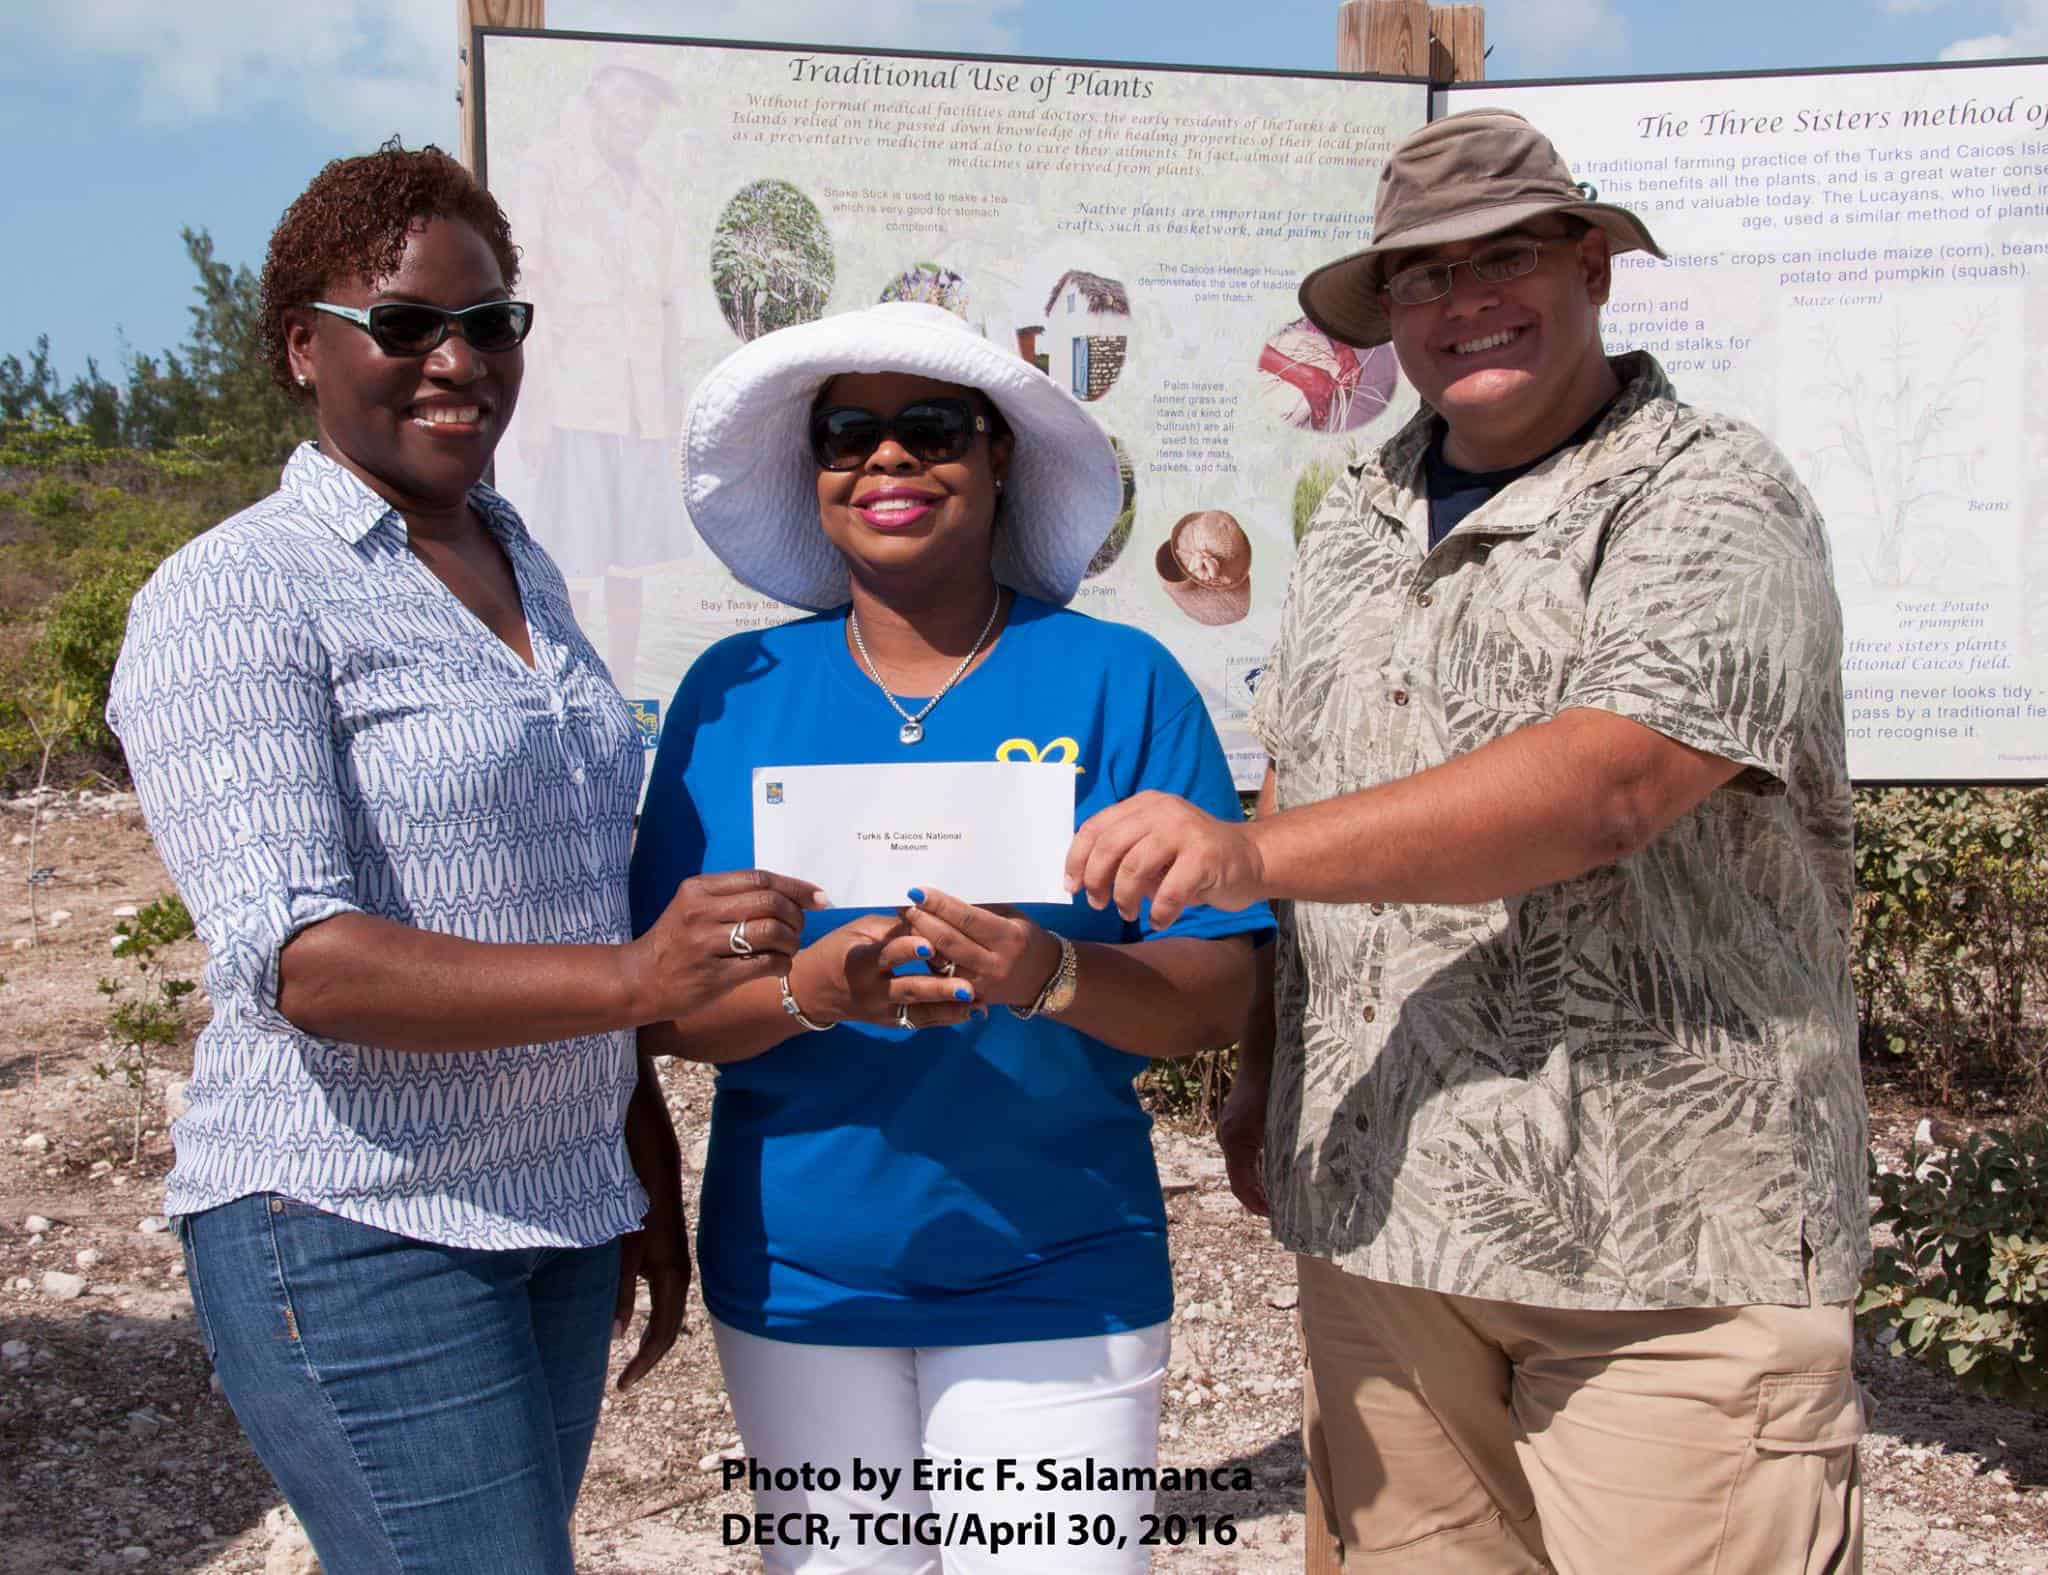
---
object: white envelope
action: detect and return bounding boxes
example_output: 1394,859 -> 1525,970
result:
752,762 -> 1077,909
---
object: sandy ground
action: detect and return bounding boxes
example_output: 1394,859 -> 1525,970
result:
4,790 -> 2047,1573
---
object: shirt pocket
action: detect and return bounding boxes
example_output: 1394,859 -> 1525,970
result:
337,663 -> 556,827
1326,598 -> 1412,790
1449,598 -> 1586,728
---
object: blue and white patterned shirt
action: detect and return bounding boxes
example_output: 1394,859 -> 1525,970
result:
109,443 -> 648,1249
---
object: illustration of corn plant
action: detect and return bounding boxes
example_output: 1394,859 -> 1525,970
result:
1294,457 -> 1341,545
711,179 -> 835,342
881,263 -> 971,318
1803,308 -> 1989,588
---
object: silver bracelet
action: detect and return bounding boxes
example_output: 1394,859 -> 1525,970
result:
779,974 -> 832,1032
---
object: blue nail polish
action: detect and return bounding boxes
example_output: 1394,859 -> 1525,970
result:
916,944 -> 932,958
907,888 -> 926,904
954,987 -> 972,1002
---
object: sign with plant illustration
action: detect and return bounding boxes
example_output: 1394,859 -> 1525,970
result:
478,32 -> 1428,786
480,34 -> 2045,785
712,179 -> 836,342
1457,61 -> 2048,782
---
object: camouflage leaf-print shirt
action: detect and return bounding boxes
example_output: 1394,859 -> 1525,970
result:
1248,353 -> 1868,1311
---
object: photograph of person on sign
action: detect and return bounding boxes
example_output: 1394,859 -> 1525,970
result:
510,61 -> 691,697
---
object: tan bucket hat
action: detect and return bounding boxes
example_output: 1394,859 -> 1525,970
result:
1299,109 -> 1665,348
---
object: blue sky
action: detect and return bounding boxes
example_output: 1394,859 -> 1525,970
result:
3,0 -> 2044,387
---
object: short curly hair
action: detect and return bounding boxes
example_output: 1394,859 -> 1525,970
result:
258,138 -> 520,401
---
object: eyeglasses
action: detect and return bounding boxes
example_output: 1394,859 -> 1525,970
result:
809,397 -> 987,472
1383,239 -> 1554,307
309,299 -> 535,356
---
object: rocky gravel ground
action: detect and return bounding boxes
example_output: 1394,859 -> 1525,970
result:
4,791 -> 2047,1572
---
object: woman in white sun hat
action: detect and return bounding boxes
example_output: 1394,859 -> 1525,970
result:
629,301 -> 1272,1571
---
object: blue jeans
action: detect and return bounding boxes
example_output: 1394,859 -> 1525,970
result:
179,1194 -> 621,1575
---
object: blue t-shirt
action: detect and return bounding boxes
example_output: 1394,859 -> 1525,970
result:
628,594 -> 1272,1347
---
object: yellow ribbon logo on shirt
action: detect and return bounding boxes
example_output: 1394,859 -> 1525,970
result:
997,736 -> 1085,773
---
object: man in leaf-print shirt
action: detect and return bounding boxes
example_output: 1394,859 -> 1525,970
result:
1067,111 -> 1866,1573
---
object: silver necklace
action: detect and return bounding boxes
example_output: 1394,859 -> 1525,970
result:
848,588 -> 1003,745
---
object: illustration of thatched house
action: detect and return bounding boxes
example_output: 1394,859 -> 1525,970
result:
1041,269 -> 1131,402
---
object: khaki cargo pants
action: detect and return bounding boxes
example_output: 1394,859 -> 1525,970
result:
1298,1254 -> 1863,1573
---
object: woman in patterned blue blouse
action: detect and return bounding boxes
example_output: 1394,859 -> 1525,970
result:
107,143 -> 821,1575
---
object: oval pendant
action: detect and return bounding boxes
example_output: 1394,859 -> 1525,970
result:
898,720 -> 925,745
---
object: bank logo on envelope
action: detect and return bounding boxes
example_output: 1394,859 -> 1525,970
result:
765,782 -> 784,805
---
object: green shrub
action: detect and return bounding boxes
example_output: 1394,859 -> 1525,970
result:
0,440 -> 263,786
0,417 -> 111,472
96,893 -> 199,1160
1853,787 -> 2048,1112
35,553 -> 160,753
1139,1047 -> 1233,1121
1860,1124 -> 2048,1409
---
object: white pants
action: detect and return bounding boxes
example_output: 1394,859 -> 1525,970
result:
710,1317 -> 1171,1574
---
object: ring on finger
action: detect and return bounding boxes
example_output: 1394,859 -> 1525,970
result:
727,919 -> 754,958
931,958 -> 958,977
895,1002 -> 916,1032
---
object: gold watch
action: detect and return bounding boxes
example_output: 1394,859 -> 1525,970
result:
1012,936 -> 1078,1020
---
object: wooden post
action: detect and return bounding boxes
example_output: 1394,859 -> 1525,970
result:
1308,22 -> 1484,1572
1337,0 -> 1430,76
457,0 -> 545,171
1429,3 -> 1487,83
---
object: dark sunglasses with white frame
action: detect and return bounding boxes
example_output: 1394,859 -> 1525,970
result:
308,299 -> 535,357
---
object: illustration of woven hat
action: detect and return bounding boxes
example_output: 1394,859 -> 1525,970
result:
1155,510 -> 1251,627
1299,109 -> 1666,348
680,302 -> 1123,610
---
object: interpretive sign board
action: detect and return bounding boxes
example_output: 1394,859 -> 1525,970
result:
481,33 -> 2046,785
477,31 -> 1428,787
1446,63 -> 2048,782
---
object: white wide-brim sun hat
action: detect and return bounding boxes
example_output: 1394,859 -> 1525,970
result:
680,301 -> 1125,611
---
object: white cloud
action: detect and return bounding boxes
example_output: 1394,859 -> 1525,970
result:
1940,31 -> 2017,55
1482,0 -> 1630,72
1936,0 -> 2048,57
2,1 -> 1024,145
5,0 -> 447,143
1881,0 -> 1954,16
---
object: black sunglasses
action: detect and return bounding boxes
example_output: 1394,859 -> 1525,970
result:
808,397 -> 987,472
310,299 -> 535,356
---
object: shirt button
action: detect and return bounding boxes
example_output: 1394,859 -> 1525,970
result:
1391,689 -> 1410,707
1415,592 -> 1433,607
1370,902 -> 1385,915
570,766 -> 587,786
1362,1004 -> 1377,1023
